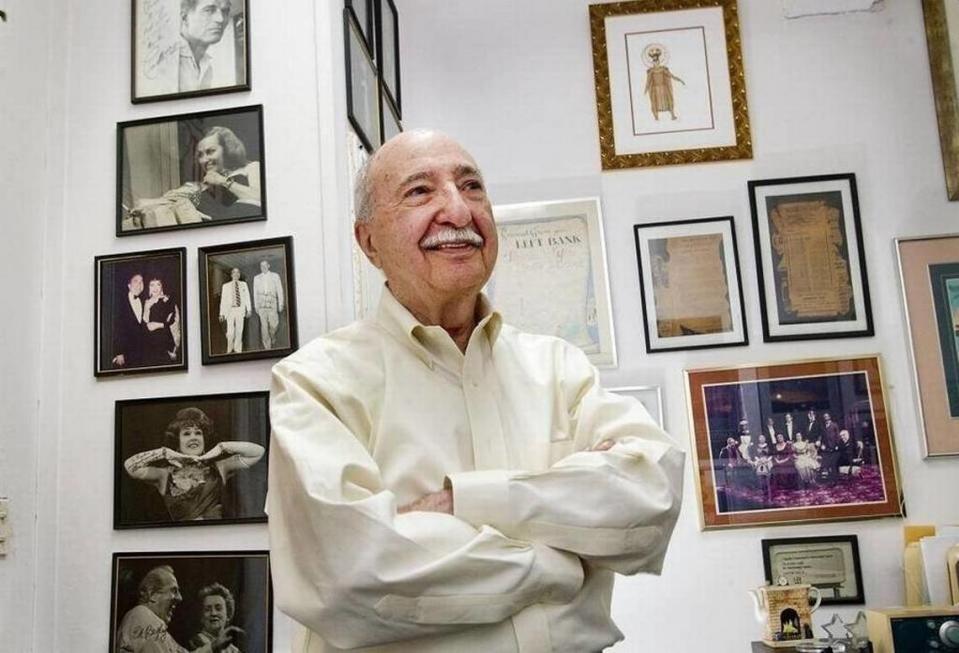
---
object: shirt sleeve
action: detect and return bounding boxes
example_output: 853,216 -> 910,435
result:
448,343 -> 685,576
266,356 -> 585,650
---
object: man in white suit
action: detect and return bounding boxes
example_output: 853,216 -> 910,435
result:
219,267 -> 251,354
253,259 -> 284,350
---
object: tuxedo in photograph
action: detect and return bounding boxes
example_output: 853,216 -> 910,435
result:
804,414 -> 824,443
819,419 -> 841,480
763,420 -> 778,443
783,416 -> 798,441
115,289 -> 146,368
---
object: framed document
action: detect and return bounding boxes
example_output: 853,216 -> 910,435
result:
633,216 -> 748,352
376,0 -> 401,112
609,385 -> 664,428
588,0 -> 751,170
896,234 -> 959,457
762,535 -> 865,605
110,551 -> 272,652
685,355 -> 903,530
344,7 -> 381,153
95,248 -> 187,377
114,391 -> 269,529
748,174 -> 873,342
487,197 -> 617,367
923,0 -> 959,199
132,0 -> 251,104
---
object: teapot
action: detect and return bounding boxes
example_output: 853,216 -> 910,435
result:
749,581 -> 822,645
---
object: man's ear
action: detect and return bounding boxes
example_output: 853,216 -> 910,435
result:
354,222 -> 382,269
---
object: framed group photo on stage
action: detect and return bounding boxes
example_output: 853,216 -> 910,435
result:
589,0 -> 752,169
633,215 -> 748,353
487,197 -> 617,367
748,173 -> 873,342
761,534 -> 865,605
114,391 -> 269,529
685,355 -> 903,530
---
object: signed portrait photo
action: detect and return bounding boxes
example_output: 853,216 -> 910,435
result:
133,0 -> 250,103
95,248 -> 187,377
117,105 -> 266,235
114,392 -> 269,529
110,551 -> 272,653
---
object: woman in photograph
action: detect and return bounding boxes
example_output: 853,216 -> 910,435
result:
188,582 -> 244,653
126,125 -> 261,228
770,433 -> 799,492
141,277 -> 181,365
751,434 -> 773,498
792,432 -> 821,487
123,407 -> 265,521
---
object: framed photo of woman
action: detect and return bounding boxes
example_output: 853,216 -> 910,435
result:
117,104 -> 266,236
114,391 -> 269,529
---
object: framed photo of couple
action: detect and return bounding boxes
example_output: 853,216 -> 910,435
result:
685,355 -> 903,530
95,247 -> 187,377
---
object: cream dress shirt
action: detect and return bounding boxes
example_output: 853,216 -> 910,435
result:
267,288 -> 684,653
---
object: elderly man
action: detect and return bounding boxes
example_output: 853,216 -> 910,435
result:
267,130 -> 684,652
253,259 -> 285,349
178,0 -> 233,92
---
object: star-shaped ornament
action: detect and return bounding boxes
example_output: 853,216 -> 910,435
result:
843,611 -> 869,644
821,613 -> 848,642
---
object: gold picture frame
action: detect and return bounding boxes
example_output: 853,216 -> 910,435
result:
589,0 -> 752,170
923,0 -> 959,200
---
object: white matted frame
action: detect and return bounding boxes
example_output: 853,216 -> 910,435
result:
487,197 -> 617,367
609,385 -> 664,428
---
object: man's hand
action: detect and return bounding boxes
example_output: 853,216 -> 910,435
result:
591,439 -> 616,452
112,354 -> 126,366
398,488 -> 453,514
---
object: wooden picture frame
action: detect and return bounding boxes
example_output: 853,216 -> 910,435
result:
748,173 -> 873,342
589,0 -> 752,169
114,391 -> 269,529
762,535 -> 866,605
95,247 -> 188,377
132,0 -> 251,104
923,0 -> 959,200
117,105 -> 267,236
685,355 -> 903,530
633,215 -> 748,352
198,236 -> 298,365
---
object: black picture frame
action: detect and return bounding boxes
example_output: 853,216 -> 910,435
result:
633,215 -> 749,353
748,173 -> 874,342
761,535 -> 865,605
114,391 -> 270,529
95,247 -> 188,378
380,80 -> 402,143
131,0 -> 251,104
375,0 -> 401,113
344,8 -> 381,153
345,0 -> 374,54
109,550 -> 273,653
117,104 -> 267,236
198,236 -> 298,365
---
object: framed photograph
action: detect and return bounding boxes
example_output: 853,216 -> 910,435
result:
381,82 -> 402,143
487,197 -> 617,367
633,216 -> 748,352
95,248 -> 187,377
132,0 -> 250,103
376,0 -> 401,112
609,385 -> 664,428
345,7 -> 381,153
588,0 -> 751,170
117,105 -> 266,236
199,236 -> 298,365
345,0 -> 374,53
749,174 -> 873,342
110,551 -> 272,653
685,355 -> 903,530
114,391 -> 269,529
923,0 -> 959,199
896,233 -> 959,457
762,535 -> 865,605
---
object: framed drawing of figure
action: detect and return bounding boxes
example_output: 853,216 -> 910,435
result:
114,391 -> 269,529
749,174 -> 873,342
132,0 -> 251,103
95,248 -> 187,377
198,236 -> 298,365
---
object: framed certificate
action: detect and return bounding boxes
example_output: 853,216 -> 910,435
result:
487,197 -> 617,367
762,535 -> 865,605
748,174 -> 873,342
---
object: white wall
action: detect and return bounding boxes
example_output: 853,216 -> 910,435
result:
395,0 -> 959,650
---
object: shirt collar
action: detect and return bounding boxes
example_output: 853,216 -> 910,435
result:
178,35 -> 212,68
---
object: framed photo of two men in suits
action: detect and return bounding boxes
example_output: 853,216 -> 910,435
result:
95,248 -> 188,377
198,237 -> 298,365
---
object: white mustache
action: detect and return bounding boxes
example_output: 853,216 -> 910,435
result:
420,228 -> 484,249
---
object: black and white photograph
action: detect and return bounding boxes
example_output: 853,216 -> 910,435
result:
345,7 -> 381,152
95,248 -> 187,377
132,0 -> 251,103
199,237 -> 298,365
110,551 -> 272,653
117,105 -> 266,236
114,392 -> 269,529
762,535 -> 865,605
